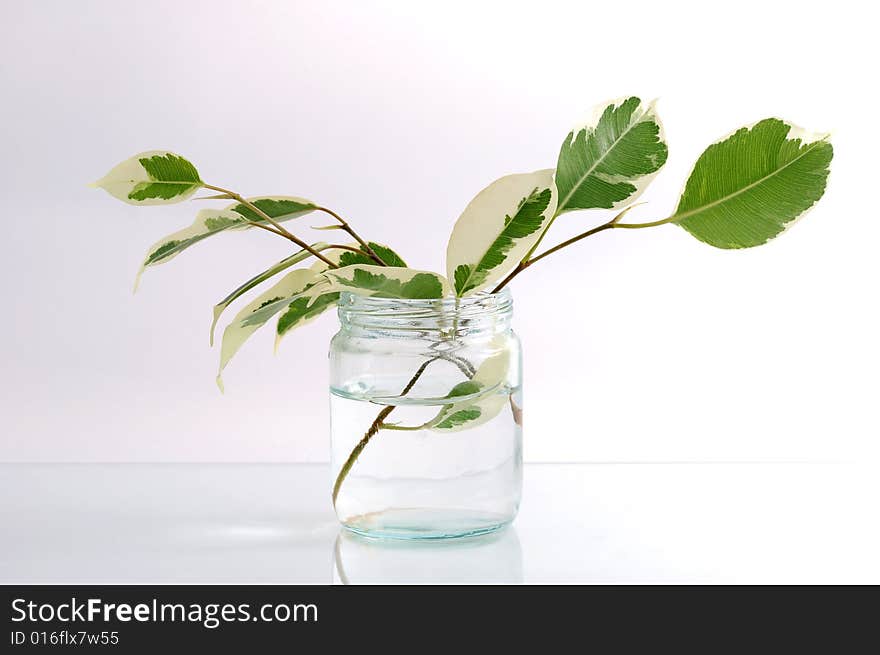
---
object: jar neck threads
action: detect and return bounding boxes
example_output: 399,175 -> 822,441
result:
337,289 -> 513,338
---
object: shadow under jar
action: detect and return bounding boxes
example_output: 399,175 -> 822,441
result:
329,289 -> 522,540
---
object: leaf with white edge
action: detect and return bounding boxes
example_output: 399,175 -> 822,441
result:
226,196 -> 316,224
447,170 -> 557,297
216,268 -> 327,390
323,265 -> 449,299
209,242 -> 333,345
555,97 -> 667,214
134,196 -> 317,290
93,151 -> 202,205
672,119 -> 833,248
210,239 -> 395,346
218,259 -> 434,388
212,238 -> 368,348
337,243 -> 408,268
274,243 -> 409,349
273,291 -> 340,349
307,243 -> 409,273
427,349 -> 511,433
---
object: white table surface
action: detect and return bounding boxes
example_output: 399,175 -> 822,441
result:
1,463 -> 877,584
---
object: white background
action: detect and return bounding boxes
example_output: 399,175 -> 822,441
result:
1,0 -> 877,463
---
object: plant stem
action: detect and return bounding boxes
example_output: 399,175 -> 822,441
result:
332,404 -> 394,505
327,244 -> 379,257
195,194 -> 288,239
492,205 -> 667,292
202,184 -> 291,236
521,209 -> 559,263
316,206 -> 387,266
332,201 -> 672,503
380,422 -> 428,431
615,215 -> 677,229
202,184 -> 338,268
332,357 -> 435,505
448,354 -> 476,378
246,222 -> 290,238
331,352 -> 475,506
529,222 -> 617,266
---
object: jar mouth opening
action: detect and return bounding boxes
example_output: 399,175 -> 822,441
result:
337,288 -> 513,332
338,287 -> 512,310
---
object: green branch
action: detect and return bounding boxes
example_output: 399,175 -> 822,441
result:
331,352 -> 475,506
492,204 -> 662,292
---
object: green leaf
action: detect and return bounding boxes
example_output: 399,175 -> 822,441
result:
230,197 -> 316,223
275,291 -> 340,345
217,263 -> 447,388
212,242 -> 407,341
209,242 -> 334,345
273,243 -> 408,350
337,242 -> 408,268
434,408 -> 482,430
444,380 -> 483,399
93,151 -> 203,205
337,248 -> 380,267
216,268 -> 327,390
555,97 -> 667,214
672,119 -> 833,248
452,184 -> 554,296
447,170 -> 557,297
134,196 -> 317,290
324,265 -> 449,299
370,244 -> 407,268
427,349 -> 512,433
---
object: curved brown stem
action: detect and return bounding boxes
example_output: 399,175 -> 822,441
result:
332,357 -> 436,505
316,206 -> 387,266
491,204 -> 656,293
331,352 -> 474,506
332,405 -> 394,505
202,184 -> 338,268
327,244 -> 377,256
491,222 -> 616,293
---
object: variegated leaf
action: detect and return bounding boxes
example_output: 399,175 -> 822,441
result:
428,350 -> 511,433
274,244 -> 409,350
93,151 -> 202,205
337,243 -> 408,268
273,291 -> 340,352
217,263 -> 444,389
135,196 -> 317,290
216,268 -> 327,390
209,242 -> 334,345
447,170 -> 557,297
555,97 -> 667,214
672,119 -> 833,248
323,264 -> 449,299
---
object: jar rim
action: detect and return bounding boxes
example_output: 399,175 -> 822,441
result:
338,286 -> 511,310
337,288 -> 513,334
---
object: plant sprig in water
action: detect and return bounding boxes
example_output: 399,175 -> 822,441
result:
93,96 -> 833,505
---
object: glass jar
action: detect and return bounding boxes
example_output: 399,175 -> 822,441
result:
329,288 -> 522,540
